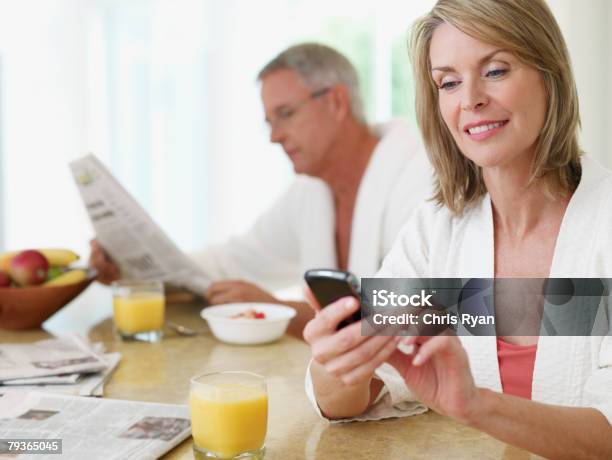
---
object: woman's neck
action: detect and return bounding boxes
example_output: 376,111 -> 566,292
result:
485,164 -> 570,240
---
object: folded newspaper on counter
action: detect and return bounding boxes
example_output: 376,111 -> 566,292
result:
69,153 -> 210,295
0,391 -> 190,460
0,335 -> 120,396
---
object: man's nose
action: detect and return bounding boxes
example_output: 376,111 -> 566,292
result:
461,79 -> 488,111
269,123 -> 285,144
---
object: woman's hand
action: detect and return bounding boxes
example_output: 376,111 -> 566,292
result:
303,291 -> 400,418
303,294 -> 400,386
387,334 -> 481,424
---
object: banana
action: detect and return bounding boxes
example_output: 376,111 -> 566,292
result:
39,249 -> 80,267
44,269 -> 88,286
0,251 -> 17,272
0,248 -> 79,270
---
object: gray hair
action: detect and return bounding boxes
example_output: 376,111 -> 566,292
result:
257,43 -> 365,123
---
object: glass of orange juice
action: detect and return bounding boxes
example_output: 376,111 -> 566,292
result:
111,280 -> 165,342
190,371 -> 268,459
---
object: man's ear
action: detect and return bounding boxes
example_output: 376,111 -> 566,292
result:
326,85 -> 351,121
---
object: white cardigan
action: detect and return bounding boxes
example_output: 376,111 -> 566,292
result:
306,156 -> 612,424
191,119 -> 433,290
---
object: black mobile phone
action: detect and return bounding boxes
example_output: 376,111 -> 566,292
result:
304,269 -> 361,329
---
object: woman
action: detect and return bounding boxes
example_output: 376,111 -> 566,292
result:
303,0 -> 612,457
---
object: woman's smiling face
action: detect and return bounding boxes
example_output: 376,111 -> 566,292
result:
430,22 -> 547,172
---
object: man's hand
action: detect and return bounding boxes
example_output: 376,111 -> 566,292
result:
89,240 -> 120,285
205,280 -> 278,305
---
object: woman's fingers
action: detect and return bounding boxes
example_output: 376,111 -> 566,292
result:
309,320 -> 366,363
411,335 -> 457,366
317,297 -> 359,331
303,296 -> 360,344
303,296 -> 408,390
303,285 -> 321,312
341,336 -> 402,385
386,345 -> 417,377
324,334 -> 397,377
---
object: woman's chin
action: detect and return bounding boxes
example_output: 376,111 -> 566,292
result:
462,149 -> 529,171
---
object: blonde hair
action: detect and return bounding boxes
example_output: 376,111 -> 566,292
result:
411,0 -> 582,215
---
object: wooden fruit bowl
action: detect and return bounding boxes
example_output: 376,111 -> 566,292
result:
0,272 -> 95,330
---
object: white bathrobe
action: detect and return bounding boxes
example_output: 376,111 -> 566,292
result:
191,119 -> 433,291
306,155 -> 612,424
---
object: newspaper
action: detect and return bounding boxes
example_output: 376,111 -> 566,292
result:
0,391 -> 191,460
0,353 -> 121,397
69,153 -> 210,295
0,336 -> 109,382
3,374 -> 83,386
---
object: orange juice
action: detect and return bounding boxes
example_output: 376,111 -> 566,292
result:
190,383 -> 268,458
113,293 -> 165,334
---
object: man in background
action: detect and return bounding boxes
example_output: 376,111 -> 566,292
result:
90,43 -> 432,335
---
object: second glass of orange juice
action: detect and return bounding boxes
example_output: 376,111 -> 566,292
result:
190,371 -> 268,459
112,280 -> 165,342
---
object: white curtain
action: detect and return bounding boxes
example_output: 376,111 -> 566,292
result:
0,0 -> 91,254
548,0 -> 612,167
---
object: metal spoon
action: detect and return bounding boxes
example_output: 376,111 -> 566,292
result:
167,321 -> 199,337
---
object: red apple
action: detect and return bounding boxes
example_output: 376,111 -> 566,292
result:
0,270 -> 10,287
9,250 -> 49,286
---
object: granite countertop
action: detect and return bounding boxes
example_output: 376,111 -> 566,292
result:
0,284 -> 532,459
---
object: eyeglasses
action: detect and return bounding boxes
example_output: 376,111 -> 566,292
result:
265,87 -> 330,131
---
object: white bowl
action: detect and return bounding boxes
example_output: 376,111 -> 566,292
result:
200,303 -> 297,345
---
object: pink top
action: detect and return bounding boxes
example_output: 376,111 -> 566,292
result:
496,338 -> 538,399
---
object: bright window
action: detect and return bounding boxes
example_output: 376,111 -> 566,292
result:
0,0 -> 609,256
